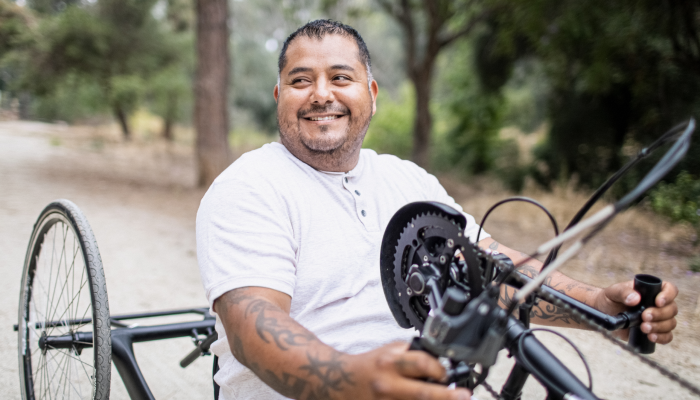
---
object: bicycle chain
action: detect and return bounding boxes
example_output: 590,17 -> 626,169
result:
477,271 -> 700,399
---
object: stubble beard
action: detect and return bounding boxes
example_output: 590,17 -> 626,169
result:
278,102 -> 373,171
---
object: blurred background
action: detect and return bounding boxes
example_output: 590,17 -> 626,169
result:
0,0 -> 699,398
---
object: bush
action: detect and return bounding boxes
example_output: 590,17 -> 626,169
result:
362,83 -> 414,160
649,171 -> 700,231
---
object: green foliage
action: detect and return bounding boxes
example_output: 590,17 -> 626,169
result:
2,0 -> 194,133
492,0 -> 700,189
0,1 -> 34,55
649,171 -> 700,230
440,39 -> 505,174
363,83 -> 414,160
30,73 -> 106,121
689,257 -> 700,273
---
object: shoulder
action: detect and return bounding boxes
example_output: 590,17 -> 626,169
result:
362,149 -> 432,181
215,142 -> 295,185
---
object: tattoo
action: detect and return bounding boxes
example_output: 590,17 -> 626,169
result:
244,299 -> 316,350
489,241 -> 499,250
516,264 -> 541,279
299,351 -> 355,395
509,264 -> 581,324
248,351 -> 354,400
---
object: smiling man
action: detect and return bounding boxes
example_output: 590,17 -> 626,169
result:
196,20 -> 678,400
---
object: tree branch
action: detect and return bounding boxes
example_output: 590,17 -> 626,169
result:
437,7 -> 491,49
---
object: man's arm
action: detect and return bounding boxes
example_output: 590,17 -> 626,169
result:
478,238 -> 678,343
215,286 -> 472,400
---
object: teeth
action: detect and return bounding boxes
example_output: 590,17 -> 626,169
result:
309,115 -> 339,121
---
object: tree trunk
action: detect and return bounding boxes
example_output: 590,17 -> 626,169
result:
410,70 -> 433,168
194,0 -> 232,187
114,105 -> 131,140
162,96 -> 176,141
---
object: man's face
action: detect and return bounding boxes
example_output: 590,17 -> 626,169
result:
274,34 -> 378,171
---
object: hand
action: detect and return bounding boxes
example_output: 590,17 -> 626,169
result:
592,280 -> 679,344
345,342 -> 471,400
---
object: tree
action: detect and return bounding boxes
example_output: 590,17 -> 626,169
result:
377,0 -> 490,167
487,0 -> 700,189
194,0 -> 233,187
12,0 -> 184,138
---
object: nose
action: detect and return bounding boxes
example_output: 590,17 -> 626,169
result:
310,78 -> 334,105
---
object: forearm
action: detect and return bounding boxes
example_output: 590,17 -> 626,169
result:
480,239 -> 600,328
216,288 -> 355,399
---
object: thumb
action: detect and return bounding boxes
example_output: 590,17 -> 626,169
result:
603,280 -> 639,307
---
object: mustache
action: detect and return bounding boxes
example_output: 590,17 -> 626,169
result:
297,104 -> 350,119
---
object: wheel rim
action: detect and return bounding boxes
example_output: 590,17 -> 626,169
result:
20,211 -> 100,399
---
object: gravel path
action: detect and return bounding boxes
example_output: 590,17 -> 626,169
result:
1,121 -> 698,399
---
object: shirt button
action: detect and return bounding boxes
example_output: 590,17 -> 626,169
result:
355,190 -> 361,196
344,177 -> 348,183
361,210 -> 366,217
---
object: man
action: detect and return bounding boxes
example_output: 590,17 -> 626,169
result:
196,20 -> 678,400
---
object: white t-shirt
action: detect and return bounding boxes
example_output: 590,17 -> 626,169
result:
196,142 -> 488,400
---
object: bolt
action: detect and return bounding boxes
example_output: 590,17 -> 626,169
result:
478,304 -> 489,315
423,255 -> 429,262
447,239 -> 454,248
407,287 -> 413,296
439,255 -> 447,264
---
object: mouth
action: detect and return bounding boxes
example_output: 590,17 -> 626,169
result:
303,114 -> 346,122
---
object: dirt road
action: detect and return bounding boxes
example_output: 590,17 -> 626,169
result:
0,121 -> 698,399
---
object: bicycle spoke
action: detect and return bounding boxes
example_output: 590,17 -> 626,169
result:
21,204 -> 110,400
53,349 -> 95,380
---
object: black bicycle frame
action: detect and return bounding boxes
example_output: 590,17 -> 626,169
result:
26,307 -> 216,400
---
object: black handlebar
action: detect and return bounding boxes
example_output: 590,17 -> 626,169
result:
628,274 -> 663,354
180,332 -> 218,368
504,318 -> 600,400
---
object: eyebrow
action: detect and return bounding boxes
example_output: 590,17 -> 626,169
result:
330,64 -> 355,72
287,64 -> 356,76
287,66 -> 312,76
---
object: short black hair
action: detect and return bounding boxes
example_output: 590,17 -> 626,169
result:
278,19 -> 372,78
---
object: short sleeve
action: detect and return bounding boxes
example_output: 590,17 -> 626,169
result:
196,169 -> 298,308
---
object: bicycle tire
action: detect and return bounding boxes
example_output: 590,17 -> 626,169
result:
17,200 -> 111,400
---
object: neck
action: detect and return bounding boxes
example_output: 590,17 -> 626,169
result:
281,138 -> 361,172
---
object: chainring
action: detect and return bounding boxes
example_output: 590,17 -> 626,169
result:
381,202 -> 495,332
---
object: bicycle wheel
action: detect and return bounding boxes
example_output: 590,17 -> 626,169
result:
18,200 -> 111,400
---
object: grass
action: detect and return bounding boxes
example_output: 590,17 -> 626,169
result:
689,256 -> 700,273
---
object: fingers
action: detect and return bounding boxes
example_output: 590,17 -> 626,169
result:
603,281 -> 638,307
372,378 -> 471,400
377,349 -> 446,382
642,301 -> 678,324
648,332 -> 674,345
641,317 -> 677,335
655,282 -> 679,307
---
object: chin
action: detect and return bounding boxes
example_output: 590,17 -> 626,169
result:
301,131 -> 349,153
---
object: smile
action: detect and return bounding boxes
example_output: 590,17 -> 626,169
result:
307,115 -> 343,121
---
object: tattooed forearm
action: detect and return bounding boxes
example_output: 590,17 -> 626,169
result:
505,265 -> 584,326
489,241 -> 499,250
246,349 -> 354,400
245,299 -> 316,350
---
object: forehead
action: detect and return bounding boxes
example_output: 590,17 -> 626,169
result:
282,34 -> 364,74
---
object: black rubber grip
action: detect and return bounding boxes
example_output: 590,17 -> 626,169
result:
627,274 -> 662,354
180,332 -> 218,368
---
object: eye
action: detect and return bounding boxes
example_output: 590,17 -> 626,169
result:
333,75 -> 351,84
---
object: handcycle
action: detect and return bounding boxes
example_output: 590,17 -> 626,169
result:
14,118 -> 700,399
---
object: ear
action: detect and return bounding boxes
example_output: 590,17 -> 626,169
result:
370,80 -> 378,116
273,84 -> 279,103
